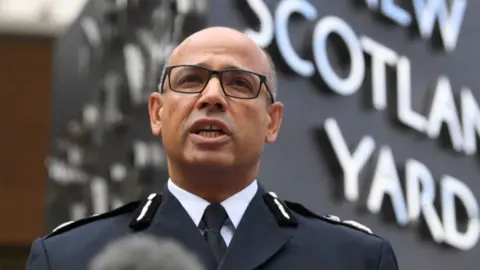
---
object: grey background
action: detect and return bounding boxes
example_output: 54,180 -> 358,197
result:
50,0 -> 480,269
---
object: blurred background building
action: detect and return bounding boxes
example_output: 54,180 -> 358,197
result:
0,0 -> 88,268
0,0 -> 479,269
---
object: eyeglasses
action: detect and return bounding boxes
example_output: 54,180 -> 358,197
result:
160,65 -> 274,103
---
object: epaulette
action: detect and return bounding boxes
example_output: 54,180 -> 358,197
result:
284,200 -> 373,235
45,200 -> 141,239
263,192 -> 298,227
129,193 -> 163,231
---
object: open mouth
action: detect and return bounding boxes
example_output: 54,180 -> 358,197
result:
193,125 -> 227,138
195,130 -> 225,137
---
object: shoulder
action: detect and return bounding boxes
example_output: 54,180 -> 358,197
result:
264,192 -> 383,243
44,201 -> 138,240
285,200 -> 375,235
43,193 -> 162,241
281,199 -> 399,268
285,199 -> 388,246
27,194 -> 164,268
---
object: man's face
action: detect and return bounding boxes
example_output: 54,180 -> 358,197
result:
148,28 -> 283,170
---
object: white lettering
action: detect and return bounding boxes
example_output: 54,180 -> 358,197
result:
313,16 -> 365,95
324,118 -> 375,202
441,176 -> 480,250
244,0 -> 274,48
244,1 -> 478,250
360,36 -> 398,111
365,0 -> 379,9
406,159 -> 445,243
460,88 -> 480,156
412,0 -> 467,52
426,76 -> 464,152
367,147 -> 409,226
325,121 -> 479,250
381,0 -> 412,26
275,0 -> 317,76
396,57 -> 428,133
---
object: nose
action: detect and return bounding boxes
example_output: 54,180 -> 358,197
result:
196,76 -> 227,112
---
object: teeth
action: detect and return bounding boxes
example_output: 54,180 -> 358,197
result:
199,131 -> 223,138
202,124 -> 220,130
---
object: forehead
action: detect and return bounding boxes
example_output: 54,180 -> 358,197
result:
170,31 -> 268,74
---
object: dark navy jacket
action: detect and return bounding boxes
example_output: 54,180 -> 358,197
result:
26,185 -> 399,270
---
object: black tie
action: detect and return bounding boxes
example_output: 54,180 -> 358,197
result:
200,203 -> 228,263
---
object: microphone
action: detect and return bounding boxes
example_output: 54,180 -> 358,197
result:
89,234 -> 205,270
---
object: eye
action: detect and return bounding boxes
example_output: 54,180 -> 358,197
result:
226,76 -> 254,91
232,78 -> 249,87
178,74 -> 204,85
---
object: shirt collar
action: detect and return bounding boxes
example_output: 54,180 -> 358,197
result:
167,178 -> 258,228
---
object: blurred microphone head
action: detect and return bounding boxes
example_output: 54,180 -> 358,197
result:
89,234 -> 205,270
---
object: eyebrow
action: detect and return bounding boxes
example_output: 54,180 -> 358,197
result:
191,62 -> 244,71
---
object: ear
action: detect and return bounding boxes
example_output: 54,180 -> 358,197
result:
265,102 -> 283,143
148,92 -> 164,136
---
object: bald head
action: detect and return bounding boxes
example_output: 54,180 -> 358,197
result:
161,27 -> 277,100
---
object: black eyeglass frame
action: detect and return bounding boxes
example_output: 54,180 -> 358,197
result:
159,64 -> 275,103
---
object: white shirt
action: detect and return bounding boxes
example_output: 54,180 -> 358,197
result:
167,178 -> 258,246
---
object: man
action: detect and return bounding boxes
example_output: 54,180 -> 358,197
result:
26,27 -> 399,270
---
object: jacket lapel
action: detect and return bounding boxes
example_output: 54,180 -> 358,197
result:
144,188 -> 217,269
219,186 -> 296,270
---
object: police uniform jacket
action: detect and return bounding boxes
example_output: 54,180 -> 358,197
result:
26,184 -> 399,270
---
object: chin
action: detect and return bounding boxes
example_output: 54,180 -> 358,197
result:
185,153 -> 234,169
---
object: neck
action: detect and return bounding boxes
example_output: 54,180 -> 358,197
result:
167,162 -> 259,202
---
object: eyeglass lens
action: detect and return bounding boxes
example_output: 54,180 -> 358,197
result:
168,66 -> 262,99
